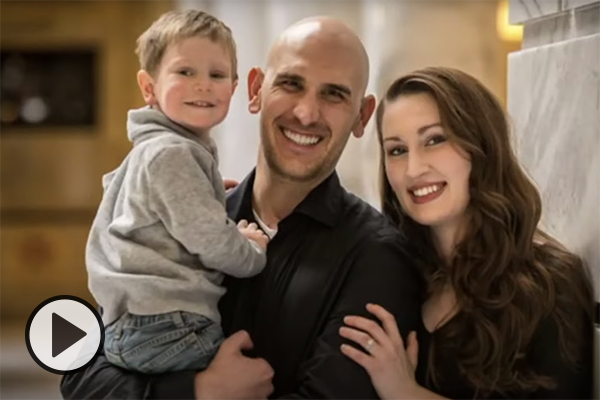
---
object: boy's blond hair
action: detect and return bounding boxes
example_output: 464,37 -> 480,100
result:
136,9 -> 238,80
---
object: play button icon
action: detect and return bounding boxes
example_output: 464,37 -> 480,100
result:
25,295 -> 105,374
52,312 -> 87,357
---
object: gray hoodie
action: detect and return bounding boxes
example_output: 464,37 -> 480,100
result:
86,107 -> 266,326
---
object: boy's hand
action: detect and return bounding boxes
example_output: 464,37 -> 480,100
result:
237,220 -> 269,251
223,178 -> 239,192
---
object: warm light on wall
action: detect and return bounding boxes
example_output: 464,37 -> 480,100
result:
497,0 -> 523,42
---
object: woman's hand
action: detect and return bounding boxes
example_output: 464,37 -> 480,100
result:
339,303 -> 420,400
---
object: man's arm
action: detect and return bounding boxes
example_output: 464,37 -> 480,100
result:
283,237 -> 424,399
60,352 -> 195,399
60,331 -> 274,400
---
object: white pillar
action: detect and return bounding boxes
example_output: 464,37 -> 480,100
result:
507,1 -> 600,396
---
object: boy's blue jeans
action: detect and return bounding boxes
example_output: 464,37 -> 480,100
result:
104,311 -> 223,374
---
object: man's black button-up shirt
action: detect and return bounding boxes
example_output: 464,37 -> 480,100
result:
60,170 -> 423,399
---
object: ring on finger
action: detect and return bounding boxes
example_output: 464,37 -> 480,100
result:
365,338 -> 375,353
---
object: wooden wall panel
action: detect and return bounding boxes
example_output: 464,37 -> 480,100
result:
1,0 -> 174,319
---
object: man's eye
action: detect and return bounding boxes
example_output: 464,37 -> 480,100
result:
178,69 -> 193,76
324,89 -> 344,101
281,80 -> 302,91
211,71 -> 226,79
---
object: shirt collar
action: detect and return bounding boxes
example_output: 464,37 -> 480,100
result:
226,172 -> 254,222
226,169 -> 344,228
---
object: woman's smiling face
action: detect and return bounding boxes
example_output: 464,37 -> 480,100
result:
381,92 -> 472,232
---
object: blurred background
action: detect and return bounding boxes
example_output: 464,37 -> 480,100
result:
1,0 -> 597,399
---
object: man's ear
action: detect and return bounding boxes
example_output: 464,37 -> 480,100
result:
231,79 -> 239,96
248,67 -> 264,115
352,94 -> 376,138
137,70 -> 157,106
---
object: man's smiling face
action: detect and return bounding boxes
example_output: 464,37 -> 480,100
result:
249,21 -> 371,183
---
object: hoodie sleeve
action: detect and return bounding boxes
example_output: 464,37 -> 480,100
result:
145,143 -> 266,278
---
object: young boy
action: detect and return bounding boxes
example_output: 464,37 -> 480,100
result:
86,10 -> 268,374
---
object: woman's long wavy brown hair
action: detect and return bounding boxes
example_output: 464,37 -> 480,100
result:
376,67 -> 593,396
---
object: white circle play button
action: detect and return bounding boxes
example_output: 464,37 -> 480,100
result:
25,295 -> 105,374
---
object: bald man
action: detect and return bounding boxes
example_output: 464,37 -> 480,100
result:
61,16 -> 422,400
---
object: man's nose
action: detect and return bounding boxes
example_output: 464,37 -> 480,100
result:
292,93 -> 320,126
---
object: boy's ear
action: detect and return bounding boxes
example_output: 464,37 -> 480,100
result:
352,94 -> 376,138
247,67 -> 264,115
137,70 -> 157,106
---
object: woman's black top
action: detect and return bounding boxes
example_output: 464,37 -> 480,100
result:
415,313 -> 594,399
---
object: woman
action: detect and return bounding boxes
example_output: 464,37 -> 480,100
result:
339,67 -> 594,399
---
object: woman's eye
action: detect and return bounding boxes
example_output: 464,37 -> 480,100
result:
387,147 -> 407,156
426,135 -> 447,146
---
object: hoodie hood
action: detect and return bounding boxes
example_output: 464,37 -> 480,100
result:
126,106 -> 218,159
